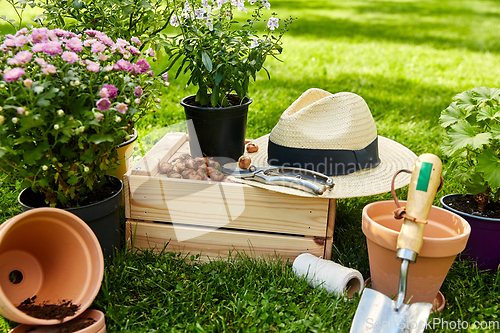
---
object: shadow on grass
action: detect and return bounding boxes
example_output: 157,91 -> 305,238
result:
273,1 -> 500,53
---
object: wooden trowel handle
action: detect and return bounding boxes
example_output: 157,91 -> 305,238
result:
396,153 -> 442,255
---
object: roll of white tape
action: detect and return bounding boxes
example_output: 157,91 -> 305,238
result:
292,253 -> 364,297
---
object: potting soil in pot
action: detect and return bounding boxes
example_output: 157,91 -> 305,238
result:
16,296 -> 80,321
444,194 -> 500,219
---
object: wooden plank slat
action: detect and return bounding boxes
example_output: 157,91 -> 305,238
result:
129,132 -> 187,176
324,198 -> 337,259
127,174 -> 329,236
126,220 -> 324,262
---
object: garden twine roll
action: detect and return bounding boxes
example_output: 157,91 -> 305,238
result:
292,253 -> 364,298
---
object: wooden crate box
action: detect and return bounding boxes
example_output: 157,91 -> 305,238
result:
124,132 -> 336,262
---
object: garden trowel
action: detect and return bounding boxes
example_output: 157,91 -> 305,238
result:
350,153 -> 443,333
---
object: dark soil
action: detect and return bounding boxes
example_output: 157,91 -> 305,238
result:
51,316 -> 96,333
17,296 -> 79,321
21,175 -> 121,209
443,194 -> 500,219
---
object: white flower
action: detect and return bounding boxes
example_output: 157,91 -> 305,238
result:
249,37 -> 260,48
206,17 -> 214,30
170,14 -> 180,27
54,124 -> 59,130
42,165 -> 48,171
57,109 -> 64,116
115,116 -> 121,123
84,166 -> 90,172
195,8 -> 207,19
267,16 -> 279,30
261,0 -> 270,9
12,117 -> 18,124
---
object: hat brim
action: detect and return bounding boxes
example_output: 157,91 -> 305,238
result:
242,134 -> 417,199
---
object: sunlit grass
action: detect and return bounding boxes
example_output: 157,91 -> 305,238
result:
1,1 -> 500,331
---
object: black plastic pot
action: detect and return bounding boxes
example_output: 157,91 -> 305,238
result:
18,176 -> 123,258
181,95 -> 252,164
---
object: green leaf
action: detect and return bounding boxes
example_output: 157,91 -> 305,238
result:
19,115 -> 44,132
477,105 -> 500,121
477,149 -> 500,188
472,86 -> 500,105
211,85 -> 220,107
89,133 -> 114,144
453,90 -> 476,111
23,141 -> 50,164
448,121 -> 491,151
491,124 -> 500,139
67,174 -> 80,186
465,174 -> 489,195
215,71 -> 224,85
201,51 -> 213,72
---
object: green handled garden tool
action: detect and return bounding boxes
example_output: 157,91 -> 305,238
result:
350,153 -> 443,333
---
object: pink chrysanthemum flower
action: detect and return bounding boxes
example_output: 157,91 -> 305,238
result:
17,107 -> 25,115
135,59 -> 151,74
53,29 -> 71,38
134,86 -> 143,97
62,51 -> 79,64
95,112 -> 104,121
91,41 -> 106,53
13,50 -> 33,64
85,30 -> 100,36
31,44 -> 44,53
116,38 -> 130,47
100,84 -> 118,99
116,59 -> 132,72
131,36 -> 141,46
23,78 -> 33,88
116,103 -> 128,114
96,33 -> 114,47
31,28 -> 49,44
35,57 -> 48,67
66,37 -> 83,52
14,35 -> 30,47
86,60 -> 100,72
42,41 -> 63,56
15,28 -> 28,36
128,45 -> 140,55
3,67 -> 25,82
42,65 -> 57,75
148,48 -> 155,57
96,98 -> 111,111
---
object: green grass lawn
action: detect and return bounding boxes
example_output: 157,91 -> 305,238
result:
2,0 -> 500,332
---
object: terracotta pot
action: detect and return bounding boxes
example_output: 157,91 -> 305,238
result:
362,200 -> 470,305
0,208 -> 104,326
9,309 -> 106,332
441,194 -> 500,271
111,128 -> 138,181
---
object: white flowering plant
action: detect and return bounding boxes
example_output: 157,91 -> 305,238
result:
165,0 -> 295,107
0,27 -> 165,207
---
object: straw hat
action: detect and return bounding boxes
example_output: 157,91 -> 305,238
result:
244,89 -> 417,198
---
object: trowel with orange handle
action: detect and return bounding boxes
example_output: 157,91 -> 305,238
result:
350,153 -> 443,333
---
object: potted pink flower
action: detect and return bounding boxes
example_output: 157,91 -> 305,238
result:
0,27 -> 163,208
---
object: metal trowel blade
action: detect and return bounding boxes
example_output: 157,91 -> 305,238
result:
350,288 -> 432,333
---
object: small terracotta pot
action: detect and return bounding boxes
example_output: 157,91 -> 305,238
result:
0,208 -> 104,325
362,200 -> 470,305
9,309 -> 106,332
